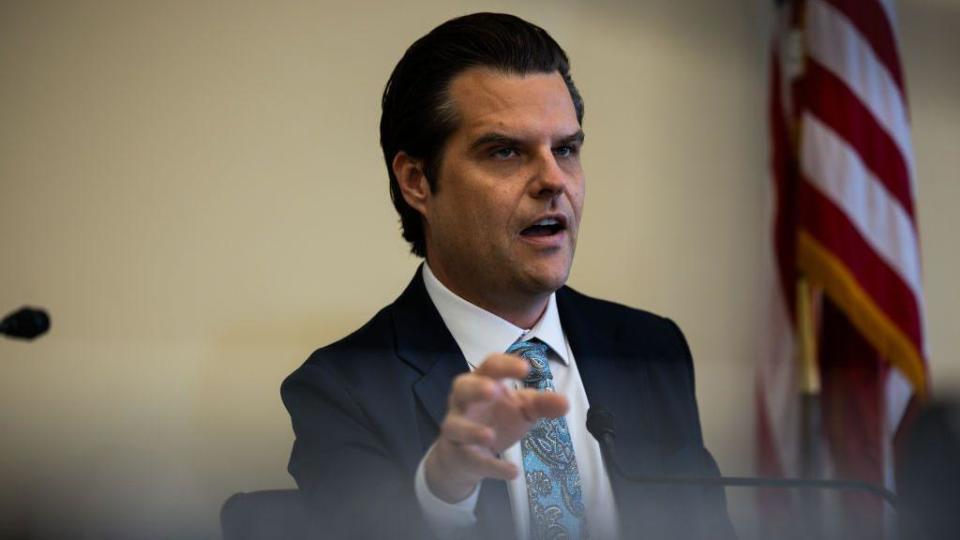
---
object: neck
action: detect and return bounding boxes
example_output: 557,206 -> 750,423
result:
426,262 -> 550,329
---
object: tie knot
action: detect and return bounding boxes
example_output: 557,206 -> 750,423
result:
506,338 -> 552,388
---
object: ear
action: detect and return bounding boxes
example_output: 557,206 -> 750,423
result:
392,151 -> 431,217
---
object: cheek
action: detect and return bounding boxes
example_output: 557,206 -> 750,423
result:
468,186 -> 516,226
568,184 -> 586,220
442,201 -> 490,247
573,183 -> 585,205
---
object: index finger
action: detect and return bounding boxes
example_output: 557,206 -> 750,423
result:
516,388 -> 569,420
475,353 -> 529,381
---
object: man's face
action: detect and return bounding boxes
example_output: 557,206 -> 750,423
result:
422,68 -> 585,312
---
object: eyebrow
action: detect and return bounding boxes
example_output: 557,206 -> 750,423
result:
468,129 -> 585,152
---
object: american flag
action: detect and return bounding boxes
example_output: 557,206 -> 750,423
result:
757,0 -> 928,535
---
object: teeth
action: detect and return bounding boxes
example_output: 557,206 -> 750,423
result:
534,218 -> 559,226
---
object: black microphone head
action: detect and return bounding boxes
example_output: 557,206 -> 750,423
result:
0,307 -> 50,340
586,406 -> 616,441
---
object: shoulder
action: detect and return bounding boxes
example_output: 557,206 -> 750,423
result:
309,304 -> 396,361
282,302 -> 399,394
282,268 -> 441,396
557,285 -> 690,355
558,285 -> 669,325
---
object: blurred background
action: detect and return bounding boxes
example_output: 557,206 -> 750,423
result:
0,0 -> 957,537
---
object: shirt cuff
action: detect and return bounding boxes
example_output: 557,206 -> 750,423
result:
415,444 -> 480,536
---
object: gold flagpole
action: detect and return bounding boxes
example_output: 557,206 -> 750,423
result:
789,1 -> 824,534
797,274 -> 824,536
784,0 -> 821,481
796,276 -> 821,476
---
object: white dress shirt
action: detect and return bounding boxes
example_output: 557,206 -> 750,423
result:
414,263 -> 619,540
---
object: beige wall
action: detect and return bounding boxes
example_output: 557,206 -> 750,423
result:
0,0 -> 956,537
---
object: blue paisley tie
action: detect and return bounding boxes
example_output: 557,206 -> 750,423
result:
507,338 -> 587,540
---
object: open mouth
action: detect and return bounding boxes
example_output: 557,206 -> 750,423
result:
520,216 -> 567,237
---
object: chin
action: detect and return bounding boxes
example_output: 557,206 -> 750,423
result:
522,262 -> 572,294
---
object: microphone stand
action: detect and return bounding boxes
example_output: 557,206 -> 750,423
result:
601,437 -> 897,506
587,409 -> 927,539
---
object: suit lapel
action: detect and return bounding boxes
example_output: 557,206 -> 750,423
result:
391,266 -> 469,435
390,267 -> 515,538
556,286 -> 635,422
556,287 -> 654,497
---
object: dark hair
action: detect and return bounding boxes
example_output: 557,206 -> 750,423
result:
380,12 -> 585,257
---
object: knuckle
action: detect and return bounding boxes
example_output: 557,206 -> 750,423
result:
440,416 -> 463,437
472,426 -> 490,443
476,378 -> 493,396
450,376 -> 473,402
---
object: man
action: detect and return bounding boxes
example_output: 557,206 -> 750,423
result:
282,12 -> 733,540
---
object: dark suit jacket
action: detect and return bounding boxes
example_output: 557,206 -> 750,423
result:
282,268 -> 735,539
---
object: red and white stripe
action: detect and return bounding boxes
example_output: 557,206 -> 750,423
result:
757,0 -> 927,533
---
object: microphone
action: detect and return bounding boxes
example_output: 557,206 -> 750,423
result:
586,405 -> 616,449
0,307 -> 51,340
585,406 -> 898,508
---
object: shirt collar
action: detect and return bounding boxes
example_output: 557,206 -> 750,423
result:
421,263 -> 569,370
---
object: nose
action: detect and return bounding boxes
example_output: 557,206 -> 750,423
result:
529,148 -> 567,200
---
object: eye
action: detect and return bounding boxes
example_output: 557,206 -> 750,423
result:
491,147 -> 518,160
553,144 -> 579,158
